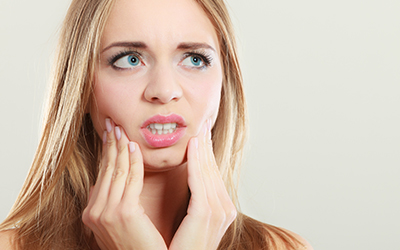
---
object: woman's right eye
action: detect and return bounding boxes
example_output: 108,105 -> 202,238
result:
113,55 -> 142,69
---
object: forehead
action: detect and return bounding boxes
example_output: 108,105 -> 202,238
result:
102,0 -> 219,52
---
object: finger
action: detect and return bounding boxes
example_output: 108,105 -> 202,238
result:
199,119 -> 220,202
84,130 -> 106,210
86,119 -> 117,213
204,118 -> 233,208
186,137 -> 208,208
122,142 -> 144,207
201,119 -> 232,238
82,121 -> 115,238
203,126 -> 237,233
208,161 -> 236,227
107,126 -> 131,206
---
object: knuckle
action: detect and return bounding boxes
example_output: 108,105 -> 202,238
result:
83,208 -> 102,226
226,207 -> 238,223
100,211 -> 114,226
118,143 -> 128,154
118,206 -> 135,221
118,207 -> 130,218
104,162 -> 114,173
212,210 -> 226,223
90,211 -> 101,223
130,156 -> 141,167
126,172 -> 140,185
105,136 -> 116,148
82,209 -> 90,225
112,167 -> 126,180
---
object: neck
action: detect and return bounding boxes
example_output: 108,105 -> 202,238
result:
141,163 -> 190,246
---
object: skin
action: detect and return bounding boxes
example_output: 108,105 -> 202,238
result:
83,0 -> 236,249
0,0 -> 313,248
90,0 -> 223,170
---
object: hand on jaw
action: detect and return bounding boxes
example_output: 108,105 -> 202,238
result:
169,119 -> 237,249
82,118 -> 237,250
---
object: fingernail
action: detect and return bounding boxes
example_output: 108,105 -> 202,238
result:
102,131 -> 107,144
194,138 -> 198,149
129,142 -> 136,153
105,118 -> 112,133
115,126 -> 121,140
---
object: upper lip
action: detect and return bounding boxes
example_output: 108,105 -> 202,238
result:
141,114 -> 187,128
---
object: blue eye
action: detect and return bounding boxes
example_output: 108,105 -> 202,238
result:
190,56 -> 202,66
182,55 -> 204,68
113,55 -> 141,69
127,55 -> 140,66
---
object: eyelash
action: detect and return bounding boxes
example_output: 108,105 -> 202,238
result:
182,50 -> 213,69
108,50 -> 142,70
107,49 -> 213,70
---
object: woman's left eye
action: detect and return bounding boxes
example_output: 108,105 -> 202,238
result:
181,55 -> 205,68
113,55 -> 142,69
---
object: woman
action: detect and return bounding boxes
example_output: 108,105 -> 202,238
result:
0,0 -> 311,249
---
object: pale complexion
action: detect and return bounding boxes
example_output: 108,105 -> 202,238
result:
82,0 -> 236,249
90,0 -> 223,170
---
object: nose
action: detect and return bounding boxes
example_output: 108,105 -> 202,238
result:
144,64 -> 183,104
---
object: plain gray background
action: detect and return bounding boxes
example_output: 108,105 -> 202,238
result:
1,0 -> 399,249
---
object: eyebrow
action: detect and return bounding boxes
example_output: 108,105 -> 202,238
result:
101,41 -> 147,53
177,42 -> 216,52
101,41 -> 216,53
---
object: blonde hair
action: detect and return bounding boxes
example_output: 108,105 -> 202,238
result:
1,0 -> 301,249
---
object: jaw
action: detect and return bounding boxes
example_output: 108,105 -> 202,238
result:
141,143 -> 188,172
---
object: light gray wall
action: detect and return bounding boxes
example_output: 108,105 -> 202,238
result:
1,0 -> 399,249
0,0 -> 71,219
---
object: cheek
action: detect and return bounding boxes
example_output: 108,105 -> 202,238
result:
205,68 -> 223,117
189,71 -> 222,123
90,79 -> 141,135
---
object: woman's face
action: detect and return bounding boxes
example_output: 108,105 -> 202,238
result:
90,0 -> 223,171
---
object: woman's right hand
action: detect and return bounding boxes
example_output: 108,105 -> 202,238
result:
82,119 -> 167,250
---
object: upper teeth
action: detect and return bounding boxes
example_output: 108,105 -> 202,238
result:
147,123 -> 177,135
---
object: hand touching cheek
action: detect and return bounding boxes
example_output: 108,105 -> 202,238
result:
169,119 -> 237,250
82,119 -> 168,250
82,118 -> 236,250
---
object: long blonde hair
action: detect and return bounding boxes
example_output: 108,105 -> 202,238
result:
1,0 -> 301,249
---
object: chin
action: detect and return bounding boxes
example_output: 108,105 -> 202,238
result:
142,146 -> 187,172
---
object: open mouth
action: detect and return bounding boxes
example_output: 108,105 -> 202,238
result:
147,123 -> 177,135
141,114 -> 186,148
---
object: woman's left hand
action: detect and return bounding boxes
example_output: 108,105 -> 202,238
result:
169,119 -> 237,250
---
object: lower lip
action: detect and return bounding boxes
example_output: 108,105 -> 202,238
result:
141,127 -> 186,148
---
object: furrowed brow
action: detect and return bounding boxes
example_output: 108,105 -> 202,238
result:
101,41 -> 148,53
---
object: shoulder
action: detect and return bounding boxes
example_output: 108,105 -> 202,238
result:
0,230 -> 17,250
